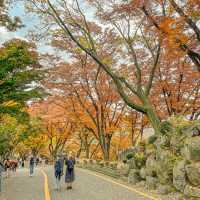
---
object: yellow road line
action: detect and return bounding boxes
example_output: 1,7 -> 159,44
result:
79,168 -> 160,200
40,169 -> 51,200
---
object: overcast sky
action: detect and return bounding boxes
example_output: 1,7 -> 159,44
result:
1,2 -> 61,54
1,1 -> 94,55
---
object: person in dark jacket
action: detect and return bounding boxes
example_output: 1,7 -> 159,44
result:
22,159 -> 25,168
65,153 -> 75,190
29,157 -> 35,177
54,156 -> 63,191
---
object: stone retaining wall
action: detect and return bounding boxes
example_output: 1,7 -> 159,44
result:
78,123 -> 200,200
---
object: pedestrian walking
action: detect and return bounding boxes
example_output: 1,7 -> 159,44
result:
54,156 -> 63,191
10,160 -> 18,172
36,158 -> 40,167
22,159 -> 25,168
4,159 -> 10,178
0,161 -> 5,192
29,157 -> 35,177
65,152 -> 75,190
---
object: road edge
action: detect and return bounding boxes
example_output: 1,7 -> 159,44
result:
40,169 -> 51,200
78,167 -> 160,200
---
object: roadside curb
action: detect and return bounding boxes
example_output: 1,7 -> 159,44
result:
78,167 -> 160,200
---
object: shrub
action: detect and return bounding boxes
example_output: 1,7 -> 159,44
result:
83,159 -> 87,165
148,135 -> 157,144
111,163 -> 118,169
135,152 -> 146,168
122,159 -> 127,164
96,159 -> 101,164
160,121 -> 173,135
89,159 -> 93,164
104,161 -> 109,166
126,153 -> 134,160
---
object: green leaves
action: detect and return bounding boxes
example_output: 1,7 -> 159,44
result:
0,39 -> 44,116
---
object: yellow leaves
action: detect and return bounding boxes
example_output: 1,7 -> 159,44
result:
79,36 -> 91,49
106,125 -> 119,134
2,100 -> 19,107
102,56 -> 113,66
191,10 -> 200,20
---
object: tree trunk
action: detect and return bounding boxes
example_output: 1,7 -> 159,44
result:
146,105 -> 161,135
85,145 -> 90,159
101,134 -> 112,161
142,97 -> 161,135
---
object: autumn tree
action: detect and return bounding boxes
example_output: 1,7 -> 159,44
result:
44,55 -> 126,160
124,0 -> 200,71
29,98 -> 74,159
0,115 -> 43,159
27,0 -> 163,135
151,55 -> 200,120
75,127 -> 95,159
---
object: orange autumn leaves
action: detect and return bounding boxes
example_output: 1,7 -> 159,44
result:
25,0 -> 200,160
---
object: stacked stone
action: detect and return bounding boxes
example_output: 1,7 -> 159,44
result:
122,124 -> 200,199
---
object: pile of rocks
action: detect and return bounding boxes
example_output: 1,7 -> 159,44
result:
122,124 -> 200,199
78,159 -> 120,178
78,123 -> 200,199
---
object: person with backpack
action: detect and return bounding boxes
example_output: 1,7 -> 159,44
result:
54,156 -> 63,191
65,152 -> 75,190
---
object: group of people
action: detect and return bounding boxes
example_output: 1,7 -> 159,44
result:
54,153 -> 76,191
4,159 -> 18,178
28,153 -> 76,190
0,153 -> 75,191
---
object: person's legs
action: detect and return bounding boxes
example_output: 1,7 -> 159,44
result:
69,182 -> 72,189
58,178 -> 61,190
30,165 -> 34,176
29,166 -> 32,176
55,173 -> 61,190
55,176 -> 59,190
6,168 -> 8,178
66,182 -> 70,189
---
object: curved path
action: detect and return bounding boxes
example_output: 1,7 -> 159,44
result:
0,166 -> 159,200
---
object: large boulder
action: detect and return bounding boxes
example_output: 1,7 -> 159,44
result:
181,125 -> 200,137
157,184 -> 174,195
145,154 -> 157,177
165,192 -> 186,200
139,167 -> 147,179
156,149 -> 175,184
170,125 -> 200,155
136,181 -> 146,187
184,185 -> 200,198
173,160 -> 187,192
145,176 -> 158,190
184,137 -> 200,162
119,165 -> 130,177
170,133 -> 185,154
127,158 -> 137,169
154,135 -> 170,149
185,162 -> 200,186
145,144 -> 156,156
128,169 -> 141,184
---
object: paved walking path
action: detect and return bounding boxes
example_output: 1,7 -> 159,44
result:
0,168 -> 44,200
0,166 -> 158,200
